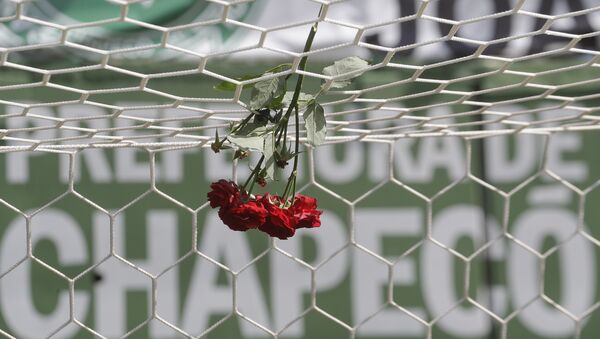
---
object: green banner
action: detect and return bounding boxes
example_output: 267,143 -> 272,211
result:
1,61 -> 599,339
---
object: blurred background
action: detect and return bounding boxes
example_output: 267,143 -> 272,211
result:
1,0 -> 600,338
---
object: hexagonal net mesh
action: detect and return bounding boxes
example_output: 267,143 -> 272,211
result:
1,0 -> 600,339
1,0 -> 600,152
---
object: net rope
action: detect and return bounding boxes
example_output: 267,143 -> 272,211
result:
1,1 -> 600,338
1,136 -> 599,338
1,0 -> 600,152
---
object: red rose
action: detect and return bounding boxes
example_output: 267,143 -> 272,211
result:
218,200 -> 268,231
257,194 -> 297,239
292,194 -> 322,229
207,180 -> 241,208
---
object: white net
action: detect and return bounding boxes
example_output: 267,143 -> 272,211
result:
1,0 -> 600,152
1,1 -> 600,339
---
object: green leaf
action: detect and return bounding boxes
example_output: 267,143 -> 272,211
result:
214,64 -> 292,92
263,133 -> 275,180
268,81 -> 287,110
326,79 -> 352,89
228,135 -> 264,151
303,101 -> 326,146
322,56 -> 369,89
234,122 -> 271,137
282,91 -> 314,109
265,63 -> 292,74
250,74 -> 280,110
214,74 -> 260,91
214,81 -> 237,91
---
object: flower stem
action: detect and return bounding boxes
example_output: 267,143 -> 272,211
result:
291,105 -> 300,202
279,6 -> 324,205
240,5 -> 323,202
276,5 -> 323,147
242,155 -> 264,195
231,112 -> 254,135
282,106 -> 301,201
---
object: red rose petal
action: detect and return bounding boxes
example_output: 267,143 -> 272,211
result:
218,200 -> 268,231
257,194 -> 297,239
292,194 -> 322,229
207,179 -> 241,209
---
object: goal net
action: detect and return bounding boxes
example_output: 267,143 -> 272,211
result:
0,0 -> 599,338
